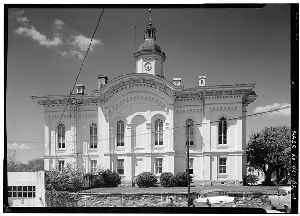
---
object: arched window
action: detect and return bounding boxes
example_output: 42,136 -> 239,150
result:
186,119 -> 194,146
57,123 -> 65,149
90,123 -> 97,149
117,120 -> 125,146
154,119 -> 163,145
218,117 -> 227,144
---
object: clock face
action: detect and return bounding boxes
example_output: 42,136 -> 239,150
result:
144,62 -> 152,72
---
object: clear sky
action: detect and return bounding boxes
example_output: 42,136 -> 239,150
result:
6,5 -> 291,163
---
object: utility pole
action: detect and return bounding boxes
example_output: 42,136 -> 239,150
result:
186,122 -> 191,207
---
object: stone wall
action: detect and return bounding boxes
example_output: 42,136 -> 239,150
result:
77,193 -> 190,207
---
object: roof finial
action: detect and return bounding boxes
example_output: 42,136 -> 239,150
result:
148,8 -> 152,24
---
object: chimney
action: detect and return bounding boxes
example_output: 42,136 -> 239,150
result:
172,77 -> 183,88
97,74 -> 108,90
198,75 -> 207,87
75,83 -> 85,95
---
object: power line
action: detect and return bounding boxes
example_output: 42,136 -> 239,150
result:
57,9 -> 105,125
8,105 -> 290,144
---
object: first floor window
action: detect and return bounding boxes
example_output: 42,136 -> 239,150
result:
189,158 -> 194,173
186,119 -> 194,146
117,159 -> 124,175
154,119 -> 163,145
155,158 -> 163,174
57,123 -> 65,149
117,120 -> 125,146
58,160 -> 65,172
218,117 -> 227,145
219,157 -> 227,174
90,123 -> 97,149
8,186 -> 36,198
90,160 -> 97,173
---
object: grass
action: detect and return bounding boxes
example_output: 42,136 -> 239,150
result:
80,184 -> 280,195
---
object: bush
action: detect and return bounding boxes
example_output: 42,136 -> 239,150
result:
244,174 -> 259,186
175,172 -> 192,187
45,165 -> 84,192
46,190 -> 80,207
160,172 -> 176,187
101,169 -> 121,187
135,172 -> 158,187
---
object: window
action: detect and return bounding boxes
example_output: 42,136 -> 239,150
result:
8,186 -> 36,198
117,120 -> 125,146
154,119 -> 163,145
90,160 -> 97,173
219,157 -> 227,174
117,159 -> 124,175
57,123 -> 65,149
218,117 -> 227,144
90,123 -> 97,149
186,119 -> 194,146
155,158 -> 163,174
189,158 -> 194,174
58,160 -> 65,172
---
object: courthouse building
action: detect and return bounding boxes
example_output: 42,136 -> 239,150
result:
32,17 -> 257,183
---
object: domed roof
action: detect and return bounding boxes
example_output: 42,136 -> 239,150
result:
137,38 -> 162,53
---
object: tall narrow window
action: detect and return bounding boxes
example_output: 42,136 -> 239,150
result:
57,123 -> 65,149
117,120 -> 125,146
58,160 -> 65,172
155,158 -> 163,174
218,117 -> 227,144
186,119 -> 194,145
90,160 -> 97,173
189,158 -> 194,174
218,157 -> 227,174
117,159 -> 124,175
154,119 -> 163,145
90,123 -> 97,149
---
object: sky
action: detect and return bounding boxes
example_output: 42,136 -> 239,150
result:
6,5 -> 291,163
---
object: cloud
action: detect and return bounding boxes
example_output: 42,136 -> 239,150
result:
253,103 -> 291,116
8,142 -> 31,150
15,26 -> 62,47
54,19 -> 64,30
70,34 -> 102,52
13,10 -> 103,61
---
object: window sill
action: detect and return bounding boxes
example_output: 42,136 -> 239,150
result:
88,148 -> 98,152
218,174 -> 228,178
217,144 -> 229,149
56,149 -> 66,152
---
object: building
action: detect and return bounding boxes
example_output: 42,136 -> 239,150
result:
32,15 -> 257,184
7,171 -> 45,207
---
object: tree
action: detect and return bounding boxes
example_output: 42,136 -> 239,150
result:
246,126 -> 291,185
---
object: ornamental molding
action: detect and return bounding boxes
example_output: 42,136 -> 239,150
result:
106,94 -> 167,116
208,105 -> 238,112
98,76 -> 175,104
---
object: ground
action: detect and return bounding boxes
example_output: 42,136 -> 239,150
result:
81,185 -> 280,195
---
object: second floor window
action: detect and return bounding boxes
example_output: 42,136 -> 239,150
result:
117,159 -> 124,175
90,160 -> 97,173
58,160 -> 65,172
57,123 -> 65,149
117,120 -> 125,146
155,158 -> 163,174
219,157 -> 227,174
90,123 -> 97,149
186,119 -> 194,146
218,117 -> 227,144
154,119 -> 163,145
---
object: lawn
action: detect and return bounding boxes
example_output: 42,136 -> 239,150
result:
80,185 -> 280,195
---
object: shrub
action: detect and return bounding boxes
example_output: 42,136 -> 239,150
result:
45,165 -> 84,192
100,169 -> 121,187
160,172 -> 176,187
84,173 -> 105,188
175,172 -> 192,187
135,172 -> 158,187
46,190 -> 80,207
244,174 -> 259,186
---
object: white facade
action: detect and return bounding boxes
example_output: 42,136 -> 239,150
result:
33,19 -> 256,184
7,171 -> 45,207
